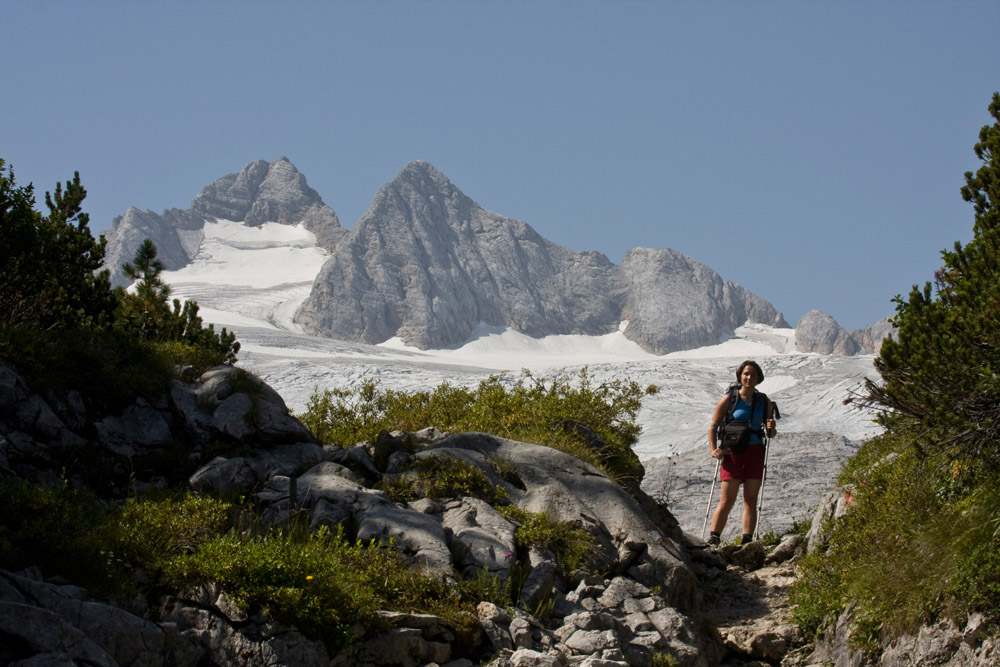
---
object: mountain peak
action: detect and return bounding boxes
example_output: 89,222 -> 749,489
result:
389,161 -> 455,193
103,158 -> 346,287
189,157 -> 331,227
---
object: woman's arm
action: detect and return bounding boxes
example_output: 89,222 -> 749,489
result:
708,395 -> 729,459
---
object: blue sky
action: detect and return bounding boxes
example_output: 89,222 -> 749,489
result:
3,1 -> 998,331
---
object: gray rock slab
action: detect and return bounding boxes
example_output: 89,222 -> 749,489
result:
441,497 -> 517,577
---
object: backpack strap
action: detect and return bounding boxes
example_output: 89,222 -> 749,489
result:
720,386 -> 776,441
729,388 -> 769,439
724,383 -> 740,420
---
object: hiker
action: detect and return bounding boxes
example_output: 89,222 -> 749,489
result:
706,359 -> 776,546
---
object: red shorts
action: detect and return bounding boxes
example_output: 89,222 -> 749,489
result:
720,442 -> 765,481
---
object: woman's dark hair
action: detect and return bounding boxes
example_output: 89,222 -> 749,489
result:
736,360 -> 764,384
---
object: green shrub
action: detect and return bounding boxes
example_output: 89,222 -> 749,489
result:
456,565 -> 515,609
153,339 -> 234,376
500,505 -> 595,576
299,369 -> 657,490
379,455 -> 509,505
0,162 -> 116,331
652,653 -> 679,667
0,164 -> 238,378
0,324 -> 174,409
105,494 -> 231,573
162,523 -> 470,650
0,480 -> 106,585
0,323 -> 233,415
954,538 -> 1000,622
791,430 -> 1000,649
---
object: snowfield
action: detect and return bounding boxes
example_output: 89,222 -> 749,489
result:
161,220 -> 883,462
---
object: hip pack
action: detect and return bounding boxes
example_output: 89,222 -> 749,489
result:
717,384 -> 768,454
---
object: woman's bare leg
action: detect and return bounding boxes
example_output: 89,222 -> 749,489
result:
741,478 -> 763,537
710,480 -> 741,535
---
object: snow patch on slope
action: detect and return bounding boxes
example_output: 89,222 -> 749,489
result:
163,219 -> 328,288
162,219 -> 329,332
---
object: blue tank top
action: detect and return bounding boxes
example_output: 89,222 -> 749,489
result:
732,395 -> 765,445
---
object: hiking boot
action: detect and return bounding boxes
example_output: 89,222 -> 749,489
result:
741,534 -> 753,545
707,533 -> 721,547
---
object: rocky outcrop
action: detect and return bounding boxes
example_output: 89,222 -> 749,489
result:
0,361 -> 725,665
103,158 -> 345,287
850,316 -> 896,354
1,360 -> 314,489
806,605 -> 999,667
0,567 -> 332,667
187,422 -> 720,665
619,248 -> 786,354
293,161 -> 624,349
794,310 -> 896,356
295,161 -> 788,353
795,309 -> 861,356
104,158 -> 788,353
190,157 -> 344,251
103,206 -> 206,286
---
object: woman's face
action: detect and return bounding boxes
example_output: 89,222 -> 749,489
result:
740,365 -> 760,388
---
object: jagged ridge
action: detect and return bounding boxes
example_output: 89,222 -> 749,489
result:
103,158 -> 345,287
293,161 -> 789,354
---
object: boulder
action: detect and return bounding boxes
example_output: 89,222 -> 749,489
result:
442,497 -> 518,578
95,401 -> 173,456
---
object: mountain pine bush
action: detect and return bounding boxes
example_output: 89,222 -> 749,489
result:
793,92 -> 1000,652
1,160 -> 239,393
865,92 -> 1000,475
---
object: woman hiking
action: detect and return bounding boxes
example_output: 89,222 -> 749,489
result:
706,359 -> 777,546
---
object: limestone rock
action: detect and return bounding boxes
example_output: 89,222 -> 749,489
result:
806,485 -> 855,554
294,161 -> 622,349
850,316 -> 896,354
103,157 -> 345,287
295,161 -> 787,354
191,157 -> 344,251
329,611 -> 459,667
95,401 -> 173,456
619,247 -> 787,354
105,158 -> 789,355
764,533 -> 803,565
795,309 -> 861,355
103,206 -> 204,287
174,365 -> 312,446
423,432 -> 698,611
441,497 -> 518,578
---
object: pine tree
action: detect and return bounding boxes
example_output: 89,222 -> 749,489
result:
121,238 -> 172,339
119,239 -> 240,363
0,161 -> 115,328
865,92 -> 1000,473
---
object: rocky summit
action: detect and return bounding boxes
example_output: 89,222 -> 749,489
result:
104,159 -> 796,355
292,160 -> 788,353
103,158 -> 345,287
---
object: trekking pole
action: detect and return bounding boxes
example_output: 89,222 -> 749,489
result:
754,403 -> 780,541
701,456 -> 721,540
